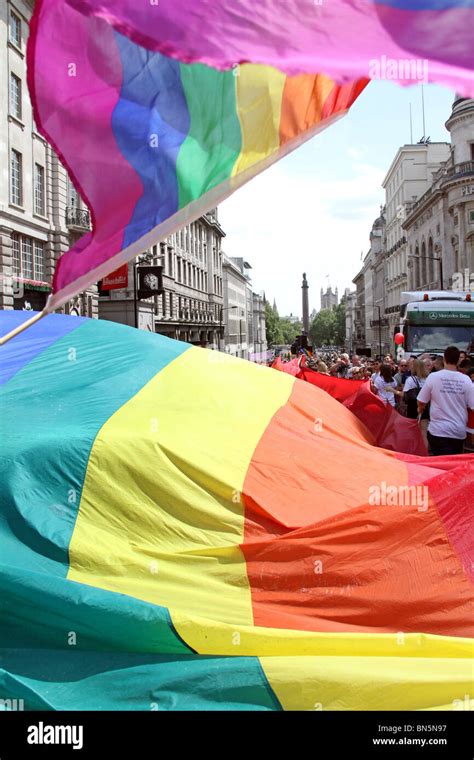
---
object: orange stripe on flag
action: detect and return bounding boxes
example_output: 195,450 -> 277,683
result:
279,74 -> 334,145
241,380 -> 473,637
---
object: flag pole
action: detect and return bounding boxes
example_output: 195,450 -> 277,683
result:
0,308 -> 48,346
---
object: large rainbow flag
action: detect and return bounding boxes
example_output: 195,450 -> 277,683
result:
23,0 -> 474,321
1,311 -> 472,710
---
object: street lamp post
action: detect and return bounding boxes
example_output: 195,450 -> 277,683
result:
133,251 -> 154,329
219,305 -> 238,351
407,255 -> 444,290
374,304 -> 383,359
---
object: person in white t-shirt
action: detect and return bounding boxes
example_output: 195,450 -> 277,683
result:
417,345 -> 474,456
370,359 -> 381,389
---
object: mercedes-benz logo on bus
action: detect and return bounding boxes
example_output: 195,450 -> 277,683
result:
429,312 -> 438,320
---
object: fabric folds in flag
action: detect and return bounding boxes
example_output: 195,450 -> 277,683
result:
273,358 -> 428,455
28,0 -> 474,311
0,311 -> 472,710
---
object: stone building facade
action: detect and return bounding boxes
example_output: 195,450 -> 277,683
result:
99,209 -> 225,347
403,97 -> 474,290
222,255 -> 250,358
382,141 -> 451,338
351,211 -> 392,357
347,96 -> 474,358
344,288 -> 357,355
320,285 -> 338,310
250,290 -> 267,361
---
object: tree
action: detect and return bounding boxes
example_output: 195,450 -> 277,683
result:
279,318 -> 302,345
333,294 -> 347,346
265,300 -> 284,346
309,309 -> 337,346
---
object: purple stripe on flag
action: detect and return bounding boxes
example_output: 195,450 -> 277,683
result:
0,311 -> 86,386
375,0 -> 474,8
112,33 -> 190,248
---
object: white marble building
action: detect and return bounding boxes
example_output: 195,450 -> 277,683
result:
344,288 -> 357,355
382,141 -> 451,337
222,255 -> 250,358
403,97 -> 474,291
99,210 -> 225,347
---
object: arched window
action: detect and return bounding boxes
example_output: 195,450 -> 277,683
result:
467,235 -> 474,275
428,237 -> 434,285
421,241 -> 427,286
414,245 -> 420,288
454,242 -> 459,274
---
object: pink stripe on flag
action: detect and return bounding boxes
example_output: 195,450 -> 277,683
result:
66,0 -> 474,94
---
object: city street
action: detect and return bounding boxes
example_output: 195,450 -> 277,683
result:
0,0 -> 473,751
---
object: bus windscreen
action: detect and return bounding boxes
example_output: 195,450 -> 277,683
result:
406,325 -> 473,353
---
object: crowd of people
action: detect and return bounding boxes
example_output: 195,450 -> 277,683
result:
303,347 -> 474,455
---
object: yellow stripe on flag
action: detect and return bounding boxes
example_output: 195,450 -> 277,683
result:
232,64 -> 286,176
67,348 -> 294,626
170,610 -> 473,659
260,654 -> 474,710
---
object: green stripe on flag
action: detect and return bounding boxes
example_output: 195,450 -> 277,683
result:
177,63 -> 242,207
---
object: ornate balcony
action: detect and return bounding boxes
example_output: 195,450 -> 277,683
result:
65,206 -> 91,230
443,160 -> 474,179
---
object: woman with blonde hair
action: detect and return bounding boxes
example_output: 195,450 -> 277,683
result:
403,358 -> 430,446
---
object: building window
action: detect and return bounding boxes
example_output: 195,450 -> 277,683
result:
469,211 -> 474,224
22,237 -> 33,279
34,240 -> 45,280
9,10 -> 21,48
10,73 -> 22,119
10,149 -> 22,205
10,234 -> 45,280
12,233 -> 21,275
68,177 -> 80,207
34,163 -> 45,215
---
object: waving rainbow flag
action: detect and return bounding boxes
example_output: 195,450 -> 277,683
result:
25,0 -> 474,320
27,0 -> 366,314
1,311 -> 472,710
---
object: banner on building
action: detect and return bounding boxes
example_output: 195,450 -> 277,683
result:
101,264 -> 128,290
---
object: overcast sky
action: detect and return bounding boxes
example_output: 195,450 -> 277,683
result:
219,81 -> 454,317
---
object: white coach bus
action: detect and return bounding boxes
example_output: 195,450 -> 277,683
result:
396,290 -> 474,359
